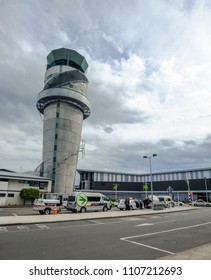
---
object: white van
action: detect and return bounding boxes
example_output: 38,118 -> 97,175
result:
41,192 -> 68,208
158,195 -> 175,207
33,198 -> 61,214
66,192 -> 111,213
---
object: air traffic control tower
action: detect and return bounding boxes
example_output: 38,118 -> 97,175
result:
37,48 -> 91,194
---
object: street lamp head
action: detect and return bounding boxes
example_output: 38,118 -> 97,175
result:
143,154 -> 157,158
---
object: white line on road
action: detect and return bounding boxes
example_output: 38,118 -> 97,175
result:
122,221 -> 211,240
136,219 -> 177,227
123,238 -> 175,255
136,223 -> 153,226
120,217 -> 146,221
87,220 -> 105,224
121,221 -> 211,255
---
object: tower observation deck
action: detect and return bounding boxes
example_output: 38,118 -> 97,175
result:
37,48 -> 91,194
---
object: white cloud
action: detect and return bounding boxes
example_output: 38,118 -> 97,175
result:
1,0 -> 211,173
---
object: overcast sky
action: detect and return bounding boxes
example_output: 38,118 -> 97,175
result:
1,0 -> 211,174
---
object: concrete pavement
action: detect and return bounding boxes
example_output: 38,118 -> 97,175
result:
158,243 -> 211,260
1,206 -> 211,260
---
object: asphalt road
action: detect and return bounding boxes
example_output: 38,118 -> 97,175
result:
0,207 -> 211,260
0,206 -> 66,216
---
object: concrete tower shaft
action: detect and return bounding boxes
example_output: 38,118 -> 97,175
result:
37,48 -> 91,194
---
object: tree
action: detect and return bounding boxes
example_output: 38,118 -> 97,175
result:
20,188 -> 40,205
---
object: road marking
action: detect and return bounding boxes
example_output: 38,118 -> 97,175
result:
0,227 -> 8,232
121,221 -> 211,255
136,223 -> 153,226
122,221 -> 211,240
12,213 -> 17,216
120,217 -> 146,221
35,224 -> 50,229
0,224 -> 50,234
87,220 -> 105,224
17,226 -> 30,230
123,238 -> 175,255
135,219 -> 176,227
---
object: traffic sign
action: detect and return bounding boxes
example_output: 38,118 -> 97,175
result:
167,186 -> 174,194
76,193 -> 88,207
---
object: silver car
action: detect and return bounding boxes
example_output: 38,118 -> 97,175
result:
192,199 -> 211,207
118,199 -> 137,210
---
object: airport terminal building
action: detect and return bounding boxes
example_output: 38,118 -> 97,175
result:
77,167 -> 211,202
0,169 -> 51,206
1,166 -> 211,205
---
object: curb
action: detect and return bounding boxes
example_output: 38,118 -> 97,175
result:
0,207 -> 198,226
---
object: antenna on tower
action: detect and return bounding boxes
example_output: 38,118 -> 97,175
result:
79,139 -> 86,158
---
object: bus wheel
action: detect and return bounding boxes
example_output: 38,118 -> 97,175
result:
44,208 -> 51,215
80,207 -> 86,213
103,206 -> 108,212
39,210 -> 44,214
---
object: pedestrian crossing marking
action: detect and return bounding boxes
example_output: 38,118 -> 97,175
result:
0,224 -> 50,233
0,227 -> 8,232
17,226 -> 30,230
35,224 -> 50,229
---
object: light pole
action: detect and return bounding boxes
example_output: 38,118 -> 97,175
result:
204,177 -> 208,203
143,154 -> 157,210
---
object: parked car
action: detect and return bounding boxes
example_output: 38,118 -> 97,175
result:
175,201 -> 184,206
192,199 -> 211,207
117,199 -> 138,210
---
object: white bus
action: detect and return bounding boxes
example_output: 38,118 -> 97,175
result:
66,192 -> 111,213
